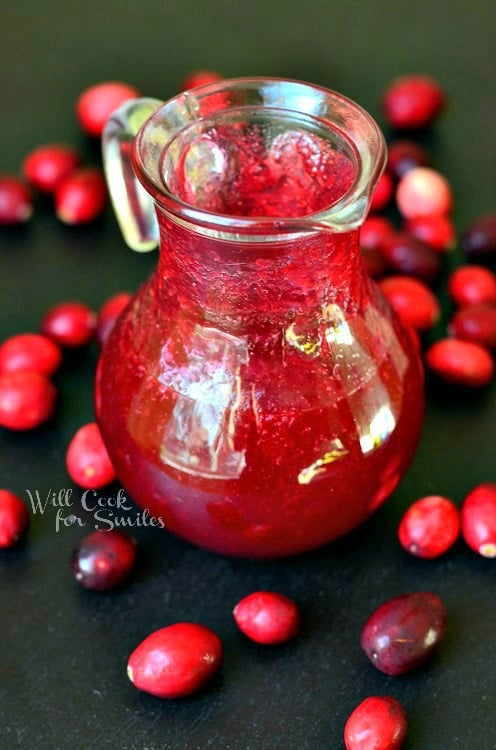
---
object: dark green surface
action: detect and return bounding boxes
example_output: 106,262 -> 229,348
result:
1,2 -> 495,748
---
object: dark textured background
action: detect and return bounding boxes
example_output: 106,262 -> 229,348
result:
1,2 -> 495,748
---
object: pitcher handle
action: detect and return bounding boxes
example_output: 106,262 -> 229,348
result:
102,97 -> 163,252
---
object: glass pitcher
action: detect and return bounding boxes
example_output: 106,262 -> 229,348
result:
98,78 -> 424,558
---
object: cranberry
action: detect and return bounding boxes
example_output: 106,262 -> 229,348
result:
71,529 -> 136,590
383,74 -> 445,130
0,175 -> 33,225
233,591 -> 300,645
96,291 -> 132,347
396,167 -> 452,220
344,696 -> 407,750
127,623 -> 223,698
380,231 -> 441,282
398,495 -> 460,558
448,265 -> 496,307
461,484 -> 496,558
361,591 -> 446,675
361,247 -> 389,280
461,213 -> 496,261
404,214 -> 456,254
180,70 -> 223,91
425,338 -> 494,388
369,172 -> 394,213
387,139 -> 430,181
55,167 -> 107,224
76,81 -> 140,137
40,301 -> 96,348
66,422 -> 116,489
0,371 -> 57,431
0,489 -> 30,548
360,216 -> 395,252
379,275 -> 440,332
448,303 -> 496,350
0,333 -> 62,377
22,143 -> 81,193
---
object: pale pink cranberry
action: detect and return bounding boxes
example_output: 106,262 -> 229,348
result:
404,214 -> 456,253
0,489 -> 30,547
76,81 -> 140,137
379,275 -> 440,331
448,304 -> 496,350
23,144 -> 81,193
66,422 -> 116,490
383,74 -> 445,130
55,167 -> 107,224
0,333 -> 62,377
399,495 -> 460,558
344,696 -> 407,750
396,167 -> 452,220
425,338 -> 494,388
448,265 -> 496,307
0,175 -> 33,225
461,483 -> 496,558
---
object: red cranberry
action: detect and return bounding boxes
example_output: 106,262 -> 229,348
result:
361,247 -> 389,279
180,70 -> 223,91
66,422 -> 116,489
379,275 -> 440,331
380,231 -> 441,282
233,591 -> 300,645
398,495 -> 460,558
55,167 -> 107,224
76,81 -> 140,137
0,175 -> 33,225
387,139 -> 430,181
461,213 -> 496,261
127,623 -> 223,698
369,171 -> 394,213
96,291 -> 132,347
71,529 -> 136,590
396,167 -> 452,220
0,333 -> 62,377
361,591 -> 446,675
344,696 -> 407,750
448,303 -> 496,350
22,143 -> 81,193
404,214 -> 456,254
0,489 -> 30,548
0,371 -> 57,431
360,216 -> 395,252
40,301 -> 96,348
425,338 -> 494,388
383,74 -> 445,130
448,265 -> 496,307
461,484 -> 496,558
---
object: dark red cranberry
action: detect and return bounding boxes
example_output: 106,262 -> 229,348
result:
461,213 -> 496,261
425,338 -> 494,388
96,292 -> 132,347
71,529 -> 136,590
404,214 -> 456,254
23,143 -> 81,193
0,371 -> 57,431
387,139 -> 430,180
361,591 -> 446,675
0,489 -> 30,548
127,623 -> 223,698
461,483 -> 496,558
55,167 -> 107,224
40,301 -> 96,348
361,247 -> 389,279
344,696 -> 407,750
233,591 -> 300,645
448,265 -> 496,307
181,70 -> 223,91
383,74 -> 445,130
76,81 -> 140,137
66,422 -> 116,489
369,171 -> 394,212
0,175 -> 33,225
0,333 -> 62,377
448,304 -> 496,350
396,167 -> 452,220
360,215 -> 395,252
380,231 -> 441,282
398,495 -> 460,558
379,275 -> 440,332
